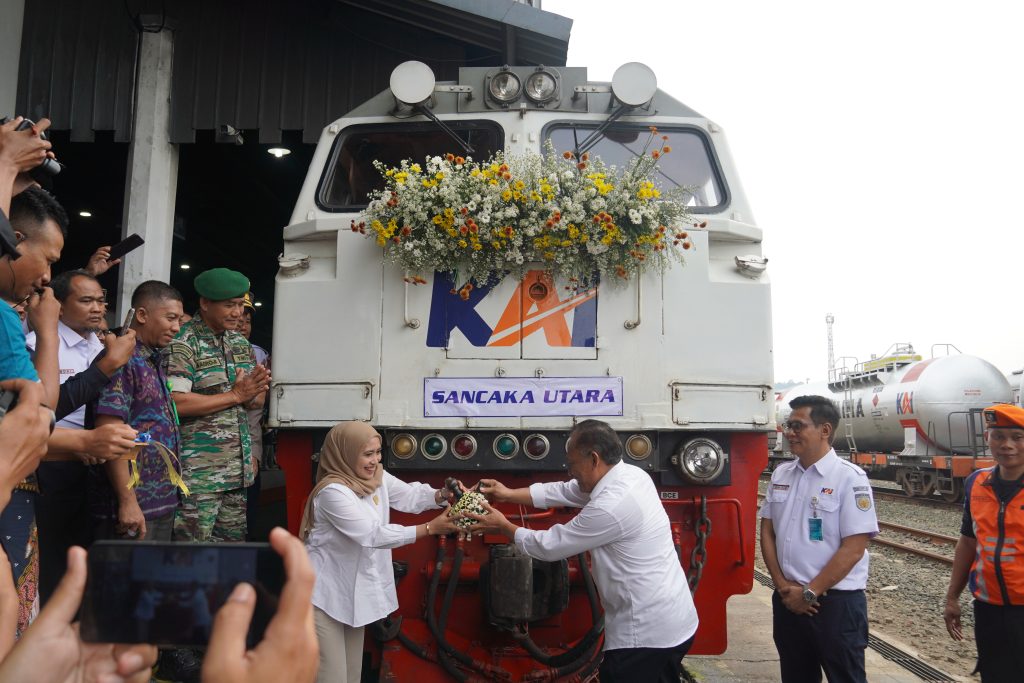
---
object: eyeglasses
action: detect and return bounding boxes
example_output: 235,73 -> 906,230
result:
782,420 -> 816,433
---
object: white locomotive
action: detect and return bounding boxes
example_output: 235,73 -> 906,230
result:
773,344 -> 1012,501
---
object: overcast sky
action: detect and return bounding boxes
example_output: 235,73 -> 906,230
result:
544,0 -> 1024,384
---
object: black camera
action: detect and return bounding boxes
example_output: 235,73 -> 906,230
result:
0,117 -> 62,180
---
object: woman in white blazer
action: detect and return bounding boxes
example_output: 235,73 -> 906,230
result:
299,421 -> 459,683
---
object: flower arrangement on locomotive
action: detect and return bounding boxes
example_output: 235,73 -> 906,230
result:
354,129 -> 699,295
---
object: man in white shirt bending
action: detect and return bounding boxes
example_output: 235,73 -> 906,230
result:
465,419 -> 699,683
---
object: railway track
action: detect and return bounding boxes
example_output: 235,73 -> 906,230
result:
757,493 -> 957,565
871,487 -> 962,511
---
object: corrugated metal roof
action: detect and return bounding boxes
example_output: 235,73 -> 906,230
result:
16,0 -> 571,144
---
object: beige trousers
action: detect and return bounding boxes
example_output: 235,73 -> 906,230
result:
314,606 -> 365,683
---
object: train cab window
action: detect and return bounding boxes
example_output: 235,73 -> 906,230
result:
546,124 -> 727,211
316,122 -> 503,211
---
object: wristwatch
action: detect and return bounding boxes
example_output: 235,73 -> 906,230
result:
802,586 -> 817,604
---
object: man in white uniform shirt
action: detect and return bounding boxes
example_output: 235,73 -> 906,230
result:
465,419 -> 699,683
26,268 -> 126,602
760,395 -> 879,682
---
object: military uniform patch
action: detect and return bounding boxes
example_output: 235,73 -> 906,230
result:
855,493 -> 872,511
196,357 -> 222,371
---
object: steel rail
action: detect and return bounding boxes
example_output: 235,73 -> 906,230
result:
876,521 -> 958,546
870,537 -> 954,565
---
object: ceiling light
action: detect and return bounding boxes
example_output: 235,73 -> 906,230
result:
254,301 -> 262,307
267,147 -> 291,158
78,211 -> 92,218
180,264 -> 190,270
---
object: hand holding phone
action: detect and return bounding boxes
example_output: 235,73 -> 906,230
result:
82,540 -> 286,648
119,307 -> 136,336
106,234 -> 145,262
201,528 -> 318,683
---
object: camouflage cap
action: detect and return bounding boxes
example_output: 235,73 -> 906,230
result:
194,268 -> 249,301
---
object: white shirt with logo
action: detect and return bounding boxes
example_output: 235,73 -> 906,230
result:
759,449 -> 879,590
515,461 -> 699,651
26,320 -> 104,429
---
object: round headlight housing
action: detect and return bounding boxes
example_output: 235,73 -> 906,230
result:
524,71 -> 557,103
625,434 -> 652,460
493,433 -> 519,460
488,71 -> 522,103
674,438 -> 726,484
390,434 -> 417,460
452,434 -> 477,460
524,434 -> 550,460
421,434 -> 447,461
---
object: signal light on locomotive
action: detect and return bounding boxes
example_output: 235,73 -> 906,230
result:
452,434 -> 477,460
673,438 -> 727,484
421,434 -> 447,460
524,434 -> 550,460
390,434 -> 417,460
625,434 -> 652,460
493,434 -> 519,460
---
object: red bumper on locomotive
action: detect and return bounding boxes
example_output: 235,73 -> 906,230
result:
276,427 -> 766,680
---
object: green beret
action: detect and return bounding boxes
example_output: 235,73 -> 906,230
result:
194,268 -> 250,301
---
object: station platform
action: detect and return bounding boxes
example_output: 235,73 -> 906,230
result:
685,578 -> 963,682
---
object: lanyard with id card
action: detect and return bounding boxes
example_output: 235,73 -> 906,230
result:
808,495 -> 823,541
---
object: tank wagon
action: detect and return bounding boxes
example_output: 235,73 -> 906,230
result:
773,344 -> 1012,501
270,61 -> 772,680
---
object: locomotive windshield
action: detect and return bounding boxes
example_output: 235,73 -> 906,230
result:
316,121 -> 503,211
546,124 -> 726,210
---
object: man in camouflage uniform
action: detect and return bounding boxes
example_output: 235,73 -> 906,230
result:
166,268 -> 270,542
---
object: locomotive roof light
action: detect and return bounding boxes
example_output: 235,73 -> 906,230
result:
611,62 -> 657,107
625,434 -> 653,460
735,255 -> 768,279
524,434 -> 550,460
487,67 -> 522,104
452,434 -> 478,460
524,68 -> 559,104
674,438 -> 727,484
421,434 -> 447,461
493,433 -> 520,460
389,60 -> 436,106
390,433 -> 417,460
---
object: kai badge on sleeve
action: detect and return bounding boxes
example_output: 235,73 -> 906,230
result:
855,492 -> 873,511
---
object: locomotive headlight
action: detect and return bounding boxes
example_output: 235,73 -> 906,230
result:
488,71 -> 522,103
391,434 -> 417,460
524,70 -> 558,103
389,60 -> 436,106
675,438 -> 726,484
422,434 -> 447,460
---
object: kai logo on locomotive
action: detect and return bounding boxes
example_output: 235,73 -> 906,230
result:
426,271 -> 597,348
896,391 -> 915,415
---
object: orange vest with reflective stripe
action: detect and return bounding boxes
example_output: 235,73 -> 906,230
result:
967,468 -> 1024,605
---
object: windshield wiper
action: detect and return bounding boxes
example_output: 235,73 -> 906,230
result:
573,103 -> 631,158
414,104 -> 474,155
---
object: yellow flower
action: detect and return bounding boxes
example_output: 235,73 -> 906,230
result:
513,180 -> 525,190
458,239 -> 468,248
385,169 -> 395,177
409,164 -> 422,173
435,172 -> 444,180
501,190 -> 513,201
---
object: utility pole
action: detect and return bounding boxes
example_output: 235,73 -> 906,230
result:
825,313 -> 835,375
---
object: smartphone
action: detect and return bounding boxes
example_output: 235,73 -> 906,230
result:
118,307 -> 136,336
81,541 -> 285,648
106,233 -> 145,261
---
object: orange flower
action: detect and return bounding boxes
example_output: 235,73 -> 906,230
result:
401,226 -> 412,236
649,126 -> 658,134
651,150 -> 660,159
460,207 -> 469,215
469,224 -> 478,234
581,153 -> 589,161
499,164 -> 509,173
392,236 -> 401,244
662,145 -> 672,153
502,172 -> 512,180
680,231 -> 688,239
455,156 -> 465,164
682,241 -> 692,250
577,162 -> 587,170
445,153 -> 455,162
545,219 -> 554,228
460,226 -> 468,235
563,151 -> 574,159
593,216 -> 601,224
661,135 -> 669,141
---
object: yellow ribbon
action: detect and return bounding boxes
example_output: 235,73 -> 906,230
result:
125,441 -> 191,496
